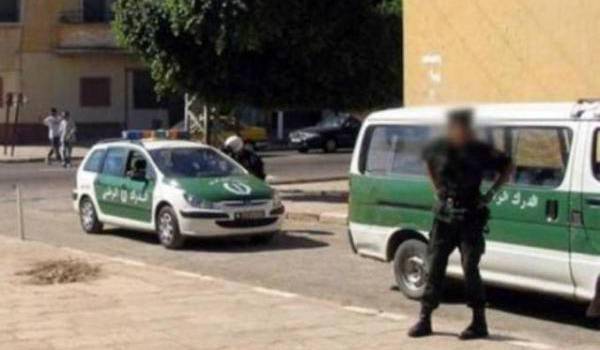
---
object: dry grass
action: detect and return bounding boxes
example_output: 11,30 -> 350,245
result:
16,259 -> 101,285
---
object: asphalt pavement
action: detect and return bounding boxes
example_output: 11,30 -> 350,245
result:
0,150 -> 353,194
0,150 -> 598,349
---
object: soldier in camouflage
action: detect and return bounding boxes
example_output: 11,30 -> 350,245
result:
408,109 -> 513,340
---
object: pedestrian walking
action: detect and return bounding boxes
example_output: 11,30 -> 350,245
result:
43,108 -> 62,165
408,109 -> 513,340
59,111 -> 76,168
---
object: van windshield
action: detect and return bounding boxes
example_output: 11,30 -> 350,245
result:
150,148 -> 245,178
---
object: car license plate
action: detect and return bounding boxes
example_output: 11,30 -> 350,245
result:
236,210 -> 265,220
290,138 -> 301,143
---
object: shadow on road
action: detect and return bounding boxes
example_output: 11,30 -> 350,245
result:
281,192 -> 348,204
101,228 -> 330,253
437,279 -> 598,329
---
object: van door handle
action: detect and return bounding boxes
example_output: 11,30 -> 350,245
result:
585,197 -> 600,208
546,200 -> 559,222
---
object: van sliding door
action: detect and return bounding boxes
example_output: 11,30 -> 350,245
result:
481,123 -> 574,297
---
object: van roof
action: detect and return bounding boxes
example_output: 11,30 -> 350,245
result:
367,102 -> 582,123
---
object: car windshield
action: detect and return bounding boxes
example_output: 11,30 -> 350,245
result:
317,115 -> 346,128
150,147 -> 245,178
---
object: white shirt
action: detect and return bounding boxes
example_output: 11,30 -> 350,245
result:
43,115 -> 61,139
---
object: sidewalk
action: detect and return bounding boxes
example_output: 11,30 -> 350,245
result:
274,180 -> 349,225
0,236 -> 558,350
0,146 -> 89,164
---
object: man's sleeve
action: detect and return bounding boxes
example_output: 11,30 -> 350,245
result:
422,139 -> 439,164
483,143 -> 512,173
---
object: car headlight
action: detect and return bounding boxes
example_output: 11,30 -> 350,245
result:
301,132 -> 319,139
183,194 -> 219,210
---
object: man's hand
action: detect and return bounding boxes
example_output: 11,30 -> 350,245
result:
479,190 -> 495,208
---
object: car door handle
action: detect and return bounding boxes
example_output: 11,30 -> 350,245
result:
546,200 -> 559,222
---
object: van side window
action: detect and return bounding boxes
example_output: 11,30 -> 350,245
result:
83,149 -> 107,173
592,129 -> 600,180
360,125 -> 432,177
511,127 -> 572,187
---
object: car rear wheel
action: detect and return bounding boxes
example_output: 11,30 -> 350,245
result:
157,206 -> 186,250
323,139 -> 337,153
393,239 -> 428,299
79,197 -> 103,234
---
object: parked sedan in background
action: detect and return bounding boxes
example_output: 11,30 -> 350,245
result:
289,115 -> 362,153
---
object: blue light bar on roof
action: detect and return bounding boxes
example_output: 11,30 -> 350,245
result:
122,129 -> 190,141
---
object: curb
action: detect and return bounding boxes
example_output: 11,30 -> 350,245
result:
285,210 -> 348,226
0,156 -> 84,164
269,176 -> 348,186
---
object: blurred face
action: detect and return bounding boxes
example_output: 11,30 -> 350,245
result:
447,121 -> 474,147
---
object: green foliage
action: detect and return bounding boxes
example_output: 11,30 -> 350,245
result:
114,0 -> 402,110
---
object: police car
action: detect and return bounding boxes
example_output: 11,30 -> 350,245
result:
73,130 -> 284,249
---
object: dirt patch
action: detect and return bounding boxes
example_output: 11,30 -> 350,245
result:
17,259 -> 101,285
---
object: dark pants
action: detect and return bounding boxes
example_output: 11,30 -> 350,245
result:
62,141 -> 72,166
422,216 -> 487,312
47,137 -> 61,162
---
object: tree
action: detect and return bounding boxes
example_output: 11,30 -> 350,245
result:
113,0 -> 402,111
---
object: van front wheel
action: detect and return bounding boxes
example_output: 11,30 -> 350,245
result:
393,239 -> 428,300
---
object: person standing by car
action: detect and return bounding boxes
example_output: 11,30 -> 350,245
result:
408,109 -> 513,340
43,108 -> 62,165
59,111 -> 77,168
222,135 -> 266,180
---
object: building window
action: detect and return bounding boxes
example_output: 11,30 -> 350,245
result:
133,71 -> 166,110
83,0 -> 116,23
0,0 -> 19,23
80,77 -> 111,107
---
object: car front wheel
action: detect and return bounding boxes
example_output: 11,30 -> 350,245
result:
157,206 -> 186,250
323,139 -> 337,153
79,197 -> 103,234
393,239 -> 428,299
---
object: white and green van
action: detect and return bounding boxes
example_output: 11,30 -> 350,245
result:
348,102 -> 600,305
73,132 -> 284,249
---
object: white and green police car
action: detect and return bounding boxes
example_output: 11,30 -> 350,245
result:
73,131 -> 284,249
349,101 -> 600,308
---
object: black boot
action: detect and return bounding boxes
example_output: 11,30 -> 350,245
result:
408,309 -> 433,338
459,308 -> 489,340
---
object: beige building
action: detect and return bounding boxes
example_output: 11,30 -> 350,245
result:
404,0 -> 600,106
0,0 -> 176,144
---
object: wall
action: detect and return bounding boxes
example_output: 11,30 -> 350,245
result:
404,0 -> 600,106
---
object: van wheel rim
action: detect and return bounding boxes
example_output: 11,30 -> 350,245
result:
81,201 -> 95,230
403,256 -> 426,291
159,213 -> 175,244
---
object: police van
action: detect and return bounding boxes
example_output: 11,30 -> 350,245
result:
73,130 -> 284,249
348,102 -> 600,306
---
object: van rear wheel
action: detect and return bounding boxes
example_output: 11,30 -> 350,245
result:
393,239 -> 428,300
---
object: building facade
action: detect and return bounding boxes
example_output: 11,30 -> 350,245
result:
0,0 -> 175,145
404,0 -> 600,106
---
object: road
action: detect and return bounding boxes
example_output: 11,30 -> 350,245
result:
0,153 -> 598,349
0,150 -> 352,194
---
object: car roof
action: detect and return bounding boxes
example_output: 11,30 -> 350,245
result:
93,139 -> 211,151
367,102 -> 579,123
